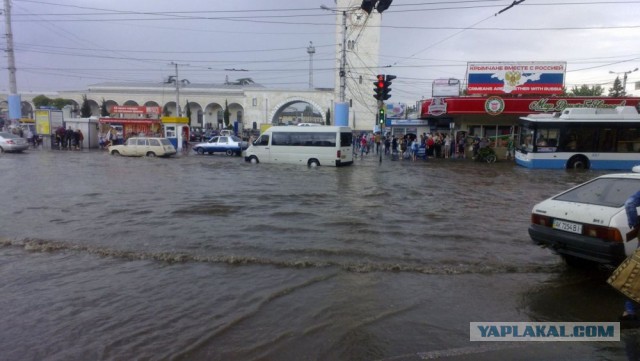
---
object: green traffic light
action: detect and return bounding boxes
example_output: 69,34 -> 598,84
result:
378,108 -> 385,124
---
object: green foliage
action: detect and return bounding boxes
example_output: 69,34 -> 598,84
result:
80,94 -> 92,117
608,76 -> 625,97
52,98 -> 72,110
326,108 -> 331,125
223,99 -> 230,127
100,98 -> 110,117
185,100 -> 192,119
570,84 -> 604,96
33,95 -> 52,108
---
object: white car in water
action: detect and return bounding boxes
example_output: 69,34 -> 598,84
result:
529,171 -> 640,267
108,137 -> 176,157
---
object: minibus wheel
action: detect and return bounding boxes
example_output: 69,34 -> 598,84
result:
308,159 -> 320,167
249,156 -> 259,164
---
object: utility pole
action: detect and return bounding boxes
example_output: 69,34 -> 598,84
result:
339,10 -> 347,102
168,62 -> 189,117
171,62 -> 181,117
4,0 -> 20,123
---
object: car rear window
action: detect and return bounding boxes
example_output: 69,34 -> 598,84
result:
159,139 -> 172,146
554,177 -> 640,207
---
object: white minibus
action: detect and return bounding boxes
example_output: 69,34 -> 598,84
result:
244,126 -> 353,167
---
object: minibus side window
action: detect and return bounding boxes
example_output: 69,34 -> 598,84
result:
255,135 -> 269,146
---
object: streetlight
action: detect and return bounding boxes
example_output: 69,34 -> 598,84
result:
307,41 -> 316,89
609,68 -> 638,96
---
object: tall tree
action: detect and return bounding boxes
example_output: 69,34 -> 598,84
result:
185,100 -> 192,120
609,76 -> 625,97
570,84 -> 604,96
223,100 -> 230,128
326,108 -> 331,125
80,94 -> 92,117
100,98 -> 110,116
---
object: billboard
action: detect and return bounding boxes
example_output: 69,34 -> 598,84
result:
385,103 -> 406,119
467,62 -> 566,95
432,78 -> 460,97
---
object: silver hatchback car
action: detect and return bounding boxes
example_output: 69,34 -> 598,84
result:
0,132 -> 29,153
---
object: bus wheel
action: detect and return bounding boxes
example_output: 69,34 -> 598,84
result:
249,156 -> 259,164
567,155 -> 589,170
308,159 -> 320,167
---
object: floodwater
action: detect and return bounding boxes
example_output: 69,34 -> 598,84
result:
0,148 -> 638,360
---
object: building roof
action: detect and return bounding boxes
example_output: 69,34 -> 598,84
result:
86,81 -> 266,91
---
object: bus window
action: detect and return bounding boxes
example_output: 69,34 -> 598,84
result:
597,128 -> 616,152
536,128 -> 559,147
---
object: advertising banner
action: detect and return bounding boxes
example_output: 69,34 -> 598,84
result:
111,105 -> 161,114
385,103 -> 406,119
467,62 -> 566,95
432,79 -> 460,97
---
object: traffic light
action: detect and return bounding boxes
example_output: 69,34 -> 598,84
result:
378,107 -> 386,125
373,74 -> 385,100
381,74 -> 396,101
376,0 -> 393,13
361,0 -> 375,14
361,0 -> 393,14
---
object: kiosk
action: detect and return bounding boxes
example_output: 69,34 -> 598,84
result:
161,117 -> 190,151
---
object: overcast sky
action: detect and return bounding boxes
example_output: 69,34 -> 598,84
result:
1,0 -> 639,104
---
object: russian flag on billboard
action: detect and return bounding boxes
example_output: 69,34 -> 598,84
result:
467,62 -> 566,95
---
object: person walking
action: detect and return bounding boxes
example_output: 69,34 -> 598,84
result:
75,129 -> 84,150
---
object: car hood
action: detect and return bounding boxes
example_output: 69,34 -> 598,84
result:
532,198 -> 624,226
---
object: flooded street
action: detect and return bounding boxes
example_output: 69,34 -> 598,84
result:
0,149 -> 637,360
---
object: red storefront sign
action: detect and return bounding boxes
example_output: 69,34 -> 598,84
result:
421,97 -> 640,118
111,106 -> 161,115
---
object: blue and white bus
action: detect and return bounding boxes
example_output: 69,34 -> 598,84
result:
515,106 -> 640,170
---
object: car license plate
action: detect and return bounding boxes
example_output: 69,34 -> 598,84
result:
552,219 -> 582,234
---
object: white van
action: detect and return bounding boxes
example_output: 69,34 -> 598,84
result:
244,126 -> 353,167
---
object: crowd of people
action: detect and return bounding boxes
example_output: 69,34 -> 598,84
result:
354,131 -> 516,162
354,132 -> 472,161
53,126 -> 84,150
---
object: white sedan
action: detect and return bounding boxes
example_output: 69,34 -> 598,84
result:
192,135 -> 248,156
108,137 -> 176,157
529,171 -> 640,267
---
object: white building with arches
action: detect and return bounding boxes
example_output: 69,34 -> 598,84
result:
0,0 -> 384,133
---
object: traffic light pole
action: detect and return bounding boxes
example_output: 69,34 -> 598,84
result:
378,100 -> 384,163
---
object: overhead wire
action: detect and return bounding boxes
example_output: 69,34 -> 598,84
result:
3,0 -> 638,95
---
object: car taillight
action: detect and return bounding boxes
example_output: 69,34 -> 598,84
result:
5,140 -> 15,144
583,224 -> 623,243
337,150 -> 341,158
531,213 -> 552,227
